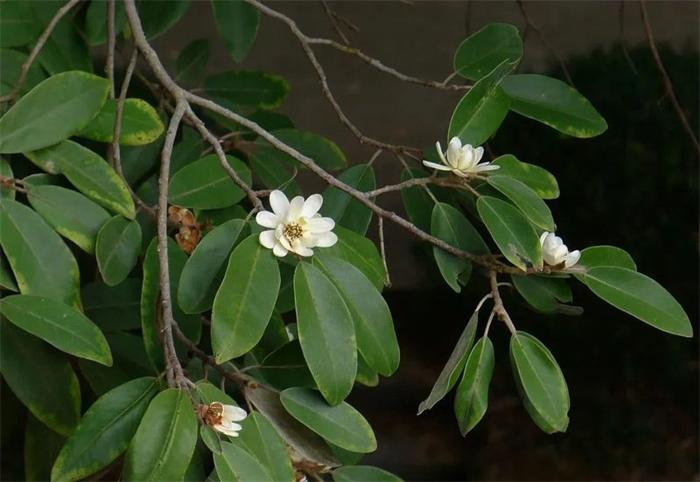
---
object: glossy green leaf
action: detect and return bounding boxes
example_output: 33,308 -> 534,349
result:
322,164 -> 375,235
24,415 -> 65,482
487,175 -> 555,230
321,226 -> 385,290
211,0 -> 260,62
294,262 -> 357,405
0,199 -> 81,307
448,60 -> 514,145
454,23 -> 522,81
236,412 -> 295,482
195,380 -> 238,406
96,216 -> 142,286
0,1 -> 41,47
418,308 -> 479,414
334,465 -> 404,482
580,267 -> 692,337
313,254 -> 399,376
52,377 -> 158,482
476,195 -> 542,270
0,252 -> 18,291
26,140 -> 135,219
501,74 -> 608,138
0,320 -> 80,436
0,156 -> 14,199
179,219 -> 246,314
578,245 -> 637,271
356,354 -> 379,387
0,294 -> 112,365
400,168 -> 434,232
84,0 -> 126,45
27,184 -> 110,253
176,38 -> 209,85
258,341 -> 315,389
78,98 -> 165,146
0,71 -> 109,153
248,144 -> 301,197
510,331 -> 569,433
454,336 -> 494,435
169,154 -> 252,209
204,70 -> 288,109
491,154 -> 559,199
83,279 -> 141,332
137,0 -> 190,40
431,202 -> 490,292
36,14 -> 92,75
124,389 -> 198,481
200,425 -> 223,455
512,275 -> 572,313
212,235 -> 280,362
270,128 -> 347,171
214,441 -> 272,482
0,48 -> 47,96
281,387 -> 376,453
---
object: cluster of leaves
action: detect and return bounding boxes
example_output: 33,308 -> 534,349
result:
0,2 -> 693,482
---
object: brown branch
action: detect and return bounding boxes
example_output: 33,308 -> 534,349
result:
0,0 -> 82,103
106,0 -> 116,98
365,175 -> 483,198
378,216 -> 391,287
639,0 -> 700,156
320,1 -> 351,45
489,271 -> 517,334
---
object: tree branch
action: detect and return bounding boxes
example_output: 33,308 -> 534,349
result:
489,271 -> 517,334
106,0 -> 117,98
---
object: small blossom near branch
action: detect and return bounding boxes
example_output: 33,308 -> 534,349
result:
198,402 -> 247,437
539,232 -> 580,269
423,137 -> 500,177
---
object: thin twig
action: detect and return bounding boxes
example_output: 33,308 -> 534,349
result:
0,0 -> 82,103
321,0 -> 350,45
106,0 -> 116,98
639,0 -> 700,156
489,270 -> 517,334
378,216 -> 391,287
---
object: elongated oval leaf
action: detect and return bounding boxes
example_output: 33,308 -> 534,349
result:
176,38 -> 209,85
511,275 -> 572,313
313,255 -> 399,377
83,279 -> 142,332
510,331 -> 569,433
476,196 -> 542,270
492,154 -> 559,199
27,184 -> 111,253
204,70 -> 288,109
269,128 -> 347,171
294,262 -> 357,405
37,16 -> 92,75
24,414 -> 65,482
214,441 -> 273,482
0,294 -> 112,365
124,388 -> 198,481
281,388 -> 376,453
0,320 -> 80,436
169,154 -> 252,209
51,377 -> 158,482
321,226 -> 385,290
1,48 -> 47,96
96,216 -> 142,286
0,1 -> 41,47
212,235 -> 280,363
580,267 -> 692,337
0,199 -> 80,307
78,98 -> 165,146
84,0 -> 127,46
501,74 -> 607,138
454,23 -> 523,81
0,71 -> 109,153
235,412 -> 295,482
400,168 -> 434,232
487,175 -> 555,230
577,245 -> 637,271
322,164 -> 375,235
257,340 -> 315,389
454,336 -> 495,435
26,140 -> 135,219
137,0 -> 190,40
334,465 -> 404,482
211,0 -> 260,62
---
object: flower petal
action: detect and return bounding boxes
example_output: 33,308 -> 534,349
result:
272,243 -> 288,257
302,193 -> 323,218
307,217 -> 335,233
474,146 -> 485,163
213,424 -> 241,437
564,250 -> 581,268
255,211 -> 279,229
435,141 -> 448,165
287,196 -> 305,221
315,231 -> 338,248
223,405 -> 247,422
259,230 -> 276,249
539,232 -> 550,246
269,190 -> 290,217
422,161 -> 453,171
474,163 -> 500,172
292,241 -> 313,257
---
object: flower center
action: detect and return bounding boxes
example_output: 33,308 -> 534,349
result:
283,222 -> 304,241
201,402 -> 223,426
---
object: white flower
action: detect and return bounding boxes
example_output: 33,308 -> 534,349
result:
539,231 -> 580,268
203,402 -> 247,437
256,190 -> 338,257
422,137 -> 499,177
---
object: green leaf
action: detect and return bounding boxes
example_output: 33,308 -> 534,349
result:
486,175 -> 555,231
0,199 -> 80,307
510,331 -> 569,433
0,252 -> 18,291
512,275 -> 572,313
0,156 -> 14,199
501,74 -> 607,138
178,219 -> 246,314
136,0 -> 190,40
204,70 -> 288,109
96,216 -> 142,286
313,255 -> 399,377
321,226 -> 385,290
476,196 -> 542,271
248,144 -> 300,197
214,442 -> 273,482
334,465 -> 404,482
27,184 -> 111,253
236,412 -> 295,482
431,202 -> 490,293
124,388 -> 198,481
0,320 -> 80,436
580,267 -> 692,337
84,0 -> 126,45
280,387 -> 376,453
454,23 -> 522,81
51,378 -> 158,482
0,71 -> 109,153
257,340 -> 315,389
0,1 -> 41,47
200,425 -> 223,455
400,168 -> 434,232
294,262 -> 357,405
418,308 -> 479,414
176,38 -> 209,85
78,98 -> 165,146
577,246 -> 637,271
24,415 -> 65,482
169,154 -> 252,209
0,48 -> 47,96
356,354 -> 379,387
322,164 -> 375,235
212,235 -> 281,362
269,128 -> 347,171
0,294 -> 112,365
448,60 -> 514,146
454,336 -> 495,435
195,380 -> 238,406
36,15 -> 92,75
491,154 -> 559,199
211,0 -> 260,62
82,279 -> 142,332
26,140 -> 135,219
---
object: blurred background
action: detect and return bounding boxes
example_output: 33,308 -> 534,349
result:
3,1 -> 699,480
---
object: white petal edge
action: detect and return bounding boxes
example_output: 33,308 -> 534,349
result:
255,211 -> 279,229
564,250 -> 581,268
269,190 -> 290,217
435,141 -> 448,165
301,193 -> 323,218
422,160 -> 453,171
307,217 -> 335,233
223,405 -> 247,421
315,231 -> 338,248
287,196 -> 305,221
259,230 -> 276,249
272,243 -> 288,257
